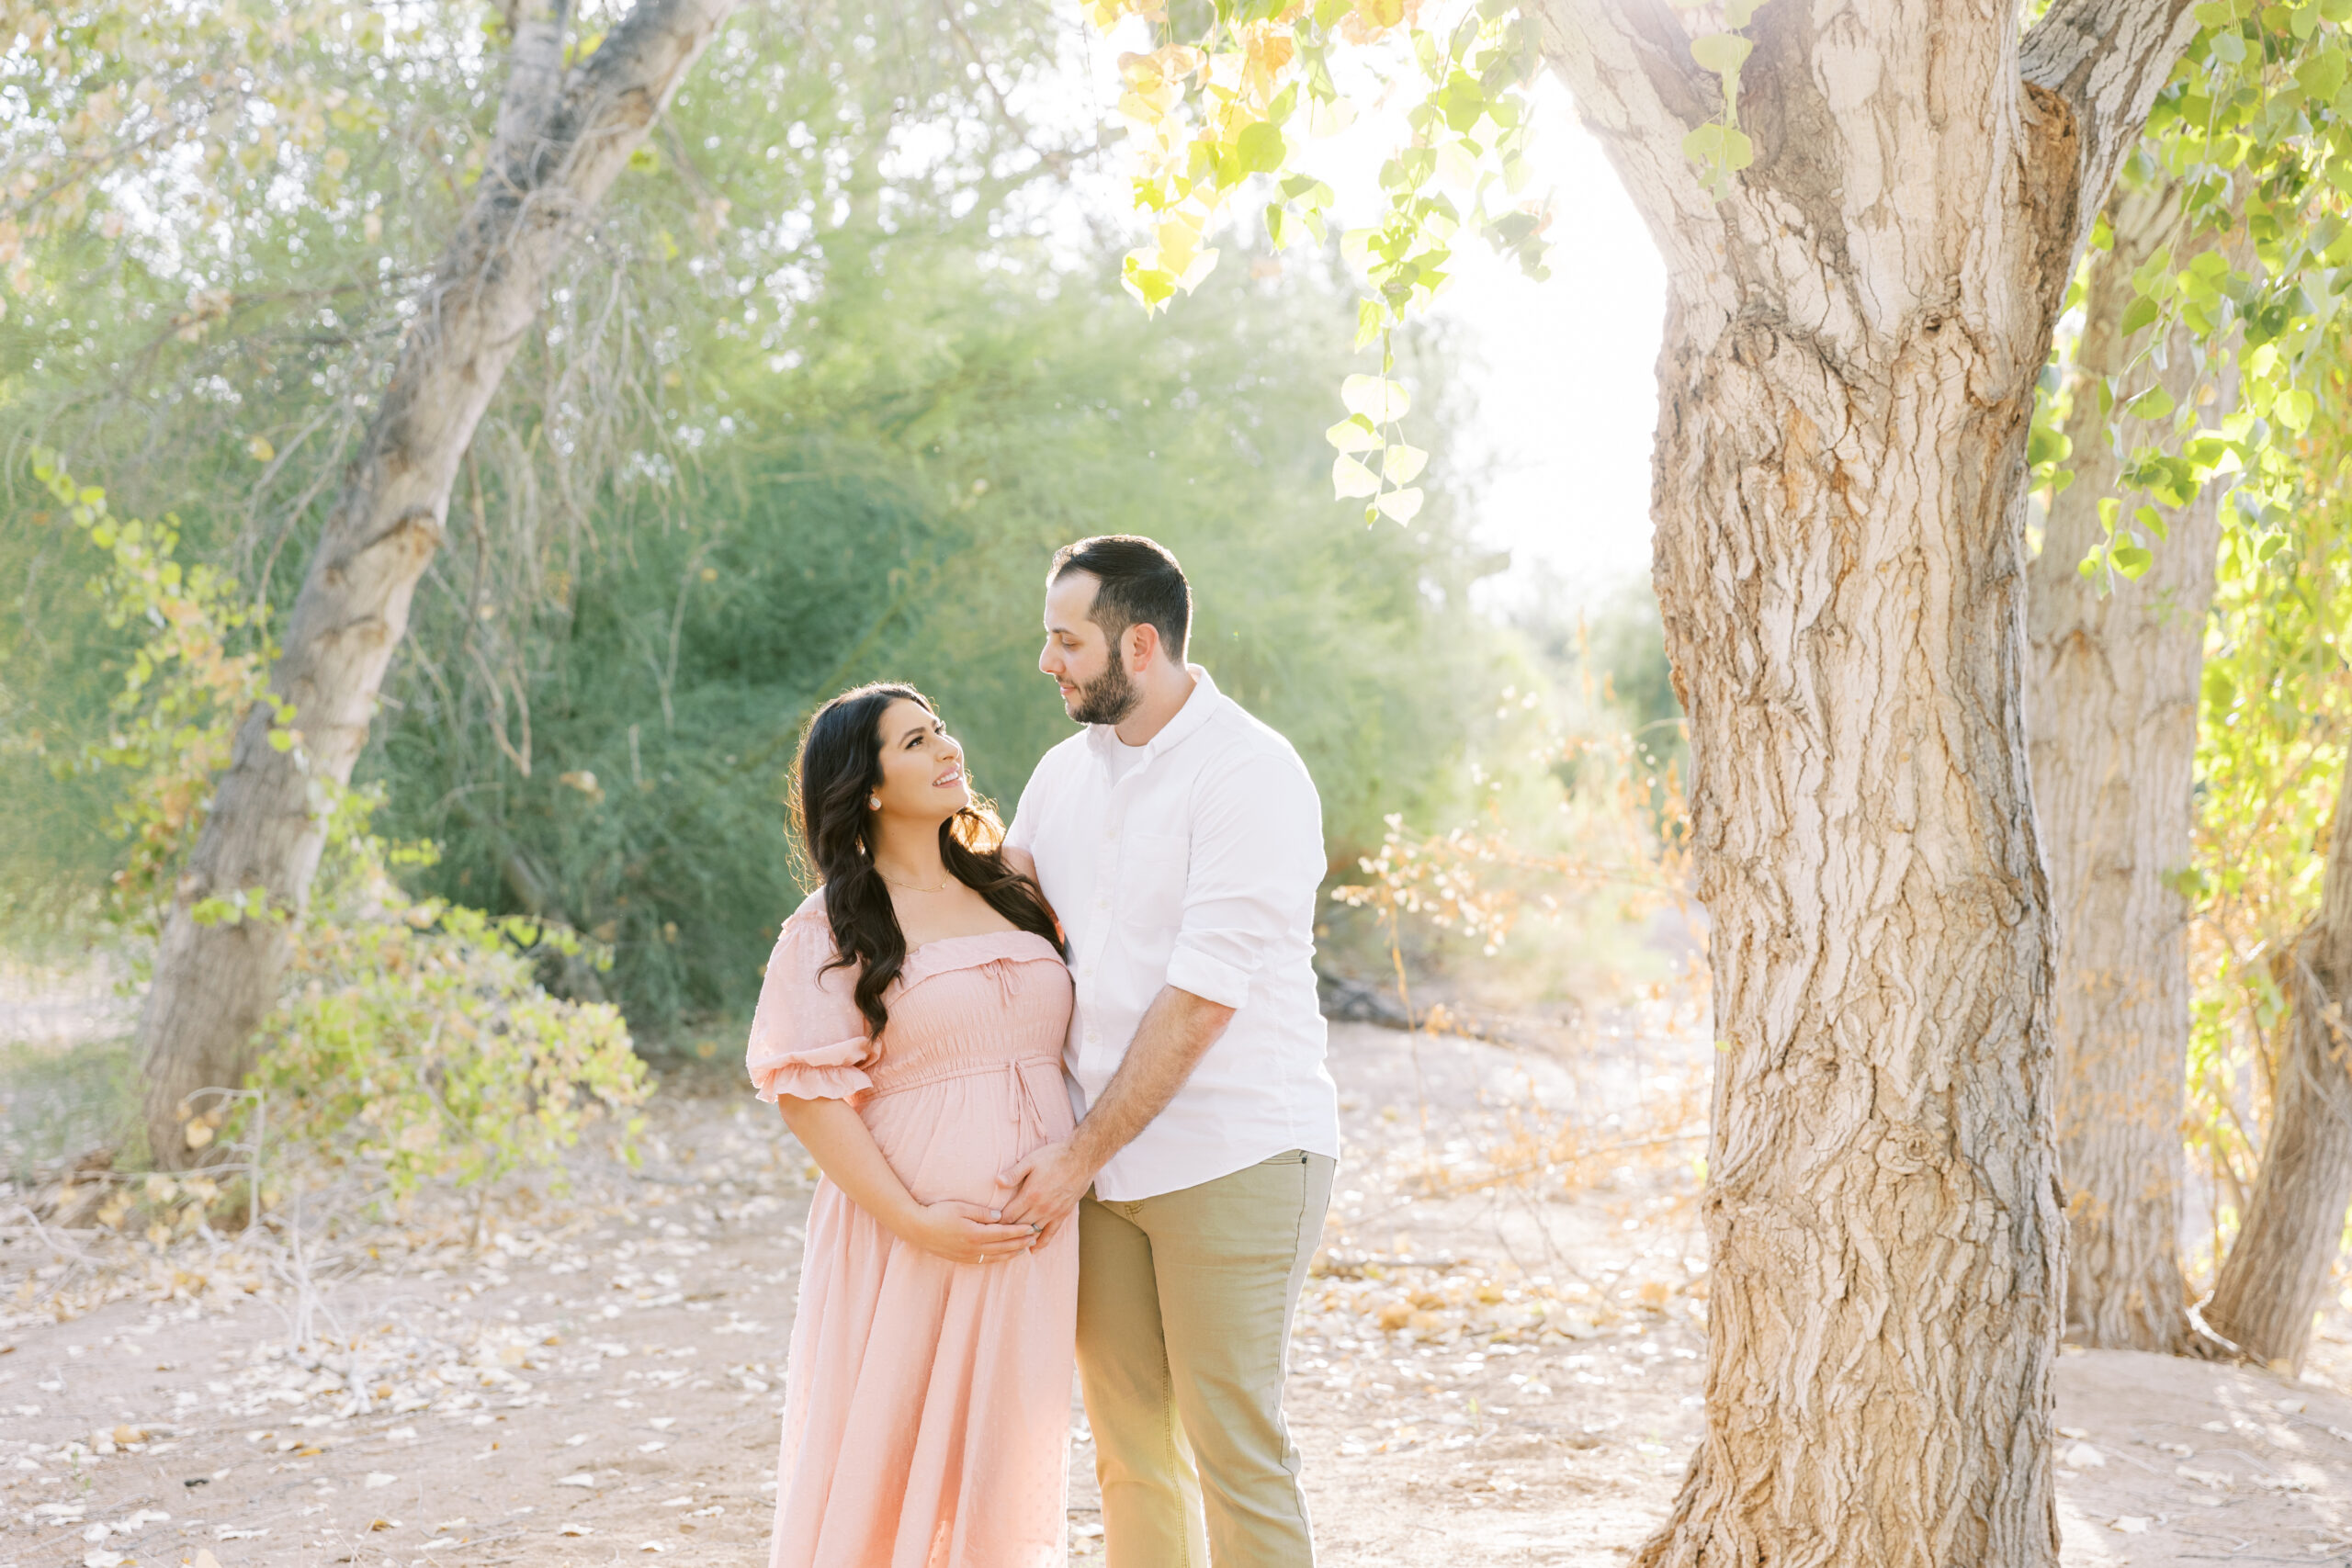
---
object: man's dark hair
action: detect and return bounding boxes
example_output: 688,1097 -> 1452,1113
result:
1050,535 -> 1192,660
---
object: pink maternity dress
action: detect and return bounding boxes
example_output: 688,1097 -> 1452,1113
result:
746,890 -> 1077,1568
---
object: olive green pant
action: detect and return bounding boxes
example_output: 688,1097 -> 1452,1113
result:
1076,1149 -> 1336,1568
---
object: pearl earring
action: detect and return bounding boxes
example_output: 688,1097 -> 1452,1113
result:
869,795 -> 881,810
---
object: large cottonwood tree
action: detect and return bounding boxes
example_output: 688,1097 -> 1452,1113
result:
133,0 -> 738,1165
1519,0 -> 2199,1560
1093,0 -> 2199,1551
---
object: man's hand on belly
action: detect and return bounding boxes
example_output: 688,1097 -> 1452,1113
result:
998,985 -> 1236,1231
996,1138 -> 1097,1240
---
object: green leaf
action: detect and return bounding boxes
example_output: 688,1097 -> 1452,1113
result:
1690,32 -> 1754,76
2278,387 -> 2316,433
2134,502 -> 2169,543
2301,50 -> 2347,101
1374,485 -> 1426,524
2111,543 -> 2154,578
2127,384 -> 2176,420
1326,415 -> 1382,453
1723,0 -> 1766,23
1123,261 -> 1178,310
1332,453 -> 1383,499
1384,443 -> 1430,483
1681,122 -> 1755,182
1236,120 -> 1286,175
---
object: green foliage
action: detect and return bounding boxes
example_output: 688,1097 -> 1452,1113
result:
4,2 -> 1509,1052
248,825 -> 649,1200
1,0 -> 386,309
18,452 -> 288,942
2034,1 -> 2352,583
1679,0 -> 1768,199
370,231 -> 1504,1037
2184,387 -> 2352,1245
15,458 -> 647,1193
1089,0 -> 1546,519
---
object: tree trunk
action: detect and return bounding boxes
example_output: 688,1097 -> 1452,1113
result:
2202,760 -> 2352,1372
1527,0 -> 2199,1559
2028,180 -> 2238,1353
134,0 -> 737,1168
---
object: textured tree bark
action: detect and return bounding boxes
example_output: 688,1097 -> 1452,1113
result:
2202,761 -> 2352,1372
2028,182 -> 2238,1354
134,0 -> 738,1167
1526,0 -> 2200,1558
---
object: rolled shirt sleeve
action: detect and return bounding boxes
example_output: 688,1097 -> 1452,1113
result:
1164,751 -> 1325,1010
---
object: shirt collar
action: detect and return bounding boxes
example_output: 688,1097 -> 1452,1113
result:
1085,663 -> 1224,770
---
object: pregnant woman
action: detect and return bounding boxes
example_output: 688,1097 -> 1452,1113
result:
746,682 -> 1075,1568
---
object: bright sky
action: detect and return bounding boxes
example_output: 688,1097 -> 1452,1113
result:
1031,27 -> 1669,612
1426,79 -> 1668,609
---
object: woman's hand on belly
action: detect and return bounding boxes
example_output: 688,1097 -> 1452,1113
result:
903,1199 -> 1044,1266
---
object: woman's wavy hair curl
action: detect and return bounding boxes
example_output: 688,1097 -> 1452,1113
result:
792,682 -> 1061,1036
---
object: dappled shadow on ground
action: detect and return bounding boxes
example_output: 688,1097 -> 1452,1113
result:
6,1020 -> 2352,1566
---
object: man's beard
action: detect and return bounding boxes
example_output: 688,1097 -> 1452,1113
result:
1067,656 -> 1141,726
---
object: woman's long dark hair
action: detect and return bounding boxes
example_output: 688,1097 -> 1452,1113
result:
793,682 -> 1062,1037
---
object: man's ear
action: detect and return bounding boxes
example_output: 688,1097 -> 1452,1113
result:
1125,620 -> 1159,673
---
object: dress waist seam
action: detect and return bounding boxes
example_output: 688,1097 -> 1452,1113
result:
868,1055 -> 1063,1100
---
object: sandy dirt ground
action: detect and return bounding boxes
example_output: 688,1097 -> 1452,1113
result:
8,1017 -> 2352,1567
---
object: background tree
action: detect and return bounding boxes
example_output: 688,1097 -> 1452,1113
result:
117,0 -> 739,1168
2205,753 -> 2352,1368
2027,176 -> 2244,1355
2190,362 -> 2352,1371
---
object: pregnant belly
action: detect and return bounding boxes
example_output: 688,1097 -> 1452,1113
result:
863,1059 -> 1073,1209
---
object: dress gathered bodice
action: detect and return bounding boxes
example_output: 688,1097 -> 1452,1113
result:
860,931 -> 1069,1098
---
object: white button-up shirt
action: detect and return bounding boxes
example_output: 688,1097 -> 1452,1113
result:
1007,666 -> 1341,1201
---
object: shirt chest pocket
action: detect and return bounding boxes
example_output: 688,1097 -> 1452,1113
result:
1117,832 -> 1189,927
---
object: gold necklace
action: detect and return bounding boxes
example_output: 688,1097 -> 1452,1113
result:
876,865 -> 954,895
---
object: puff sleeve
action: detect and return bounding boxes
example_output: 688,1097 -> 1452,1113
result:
745,911 -> 876,1105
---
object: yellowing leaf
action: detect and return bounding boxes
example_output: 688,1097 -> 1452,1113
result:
1341,374 -> 1410,422
1332,453 -> 1382,499
1175,247 -> 1220,293
246,435 -> 275,462
1384,443 -> 1429,483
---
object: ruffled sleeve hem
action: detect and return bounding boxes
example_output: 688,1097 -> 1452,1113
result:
742,898 -> 876,1104
748,1034 -> 876,1105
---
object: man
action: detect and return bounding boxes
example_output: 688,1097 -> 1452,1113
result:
1000,535 -> 1340,1566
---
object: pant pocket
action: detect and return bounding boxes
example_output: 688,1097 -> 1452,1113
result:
1256,1148 -> 1308,1166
